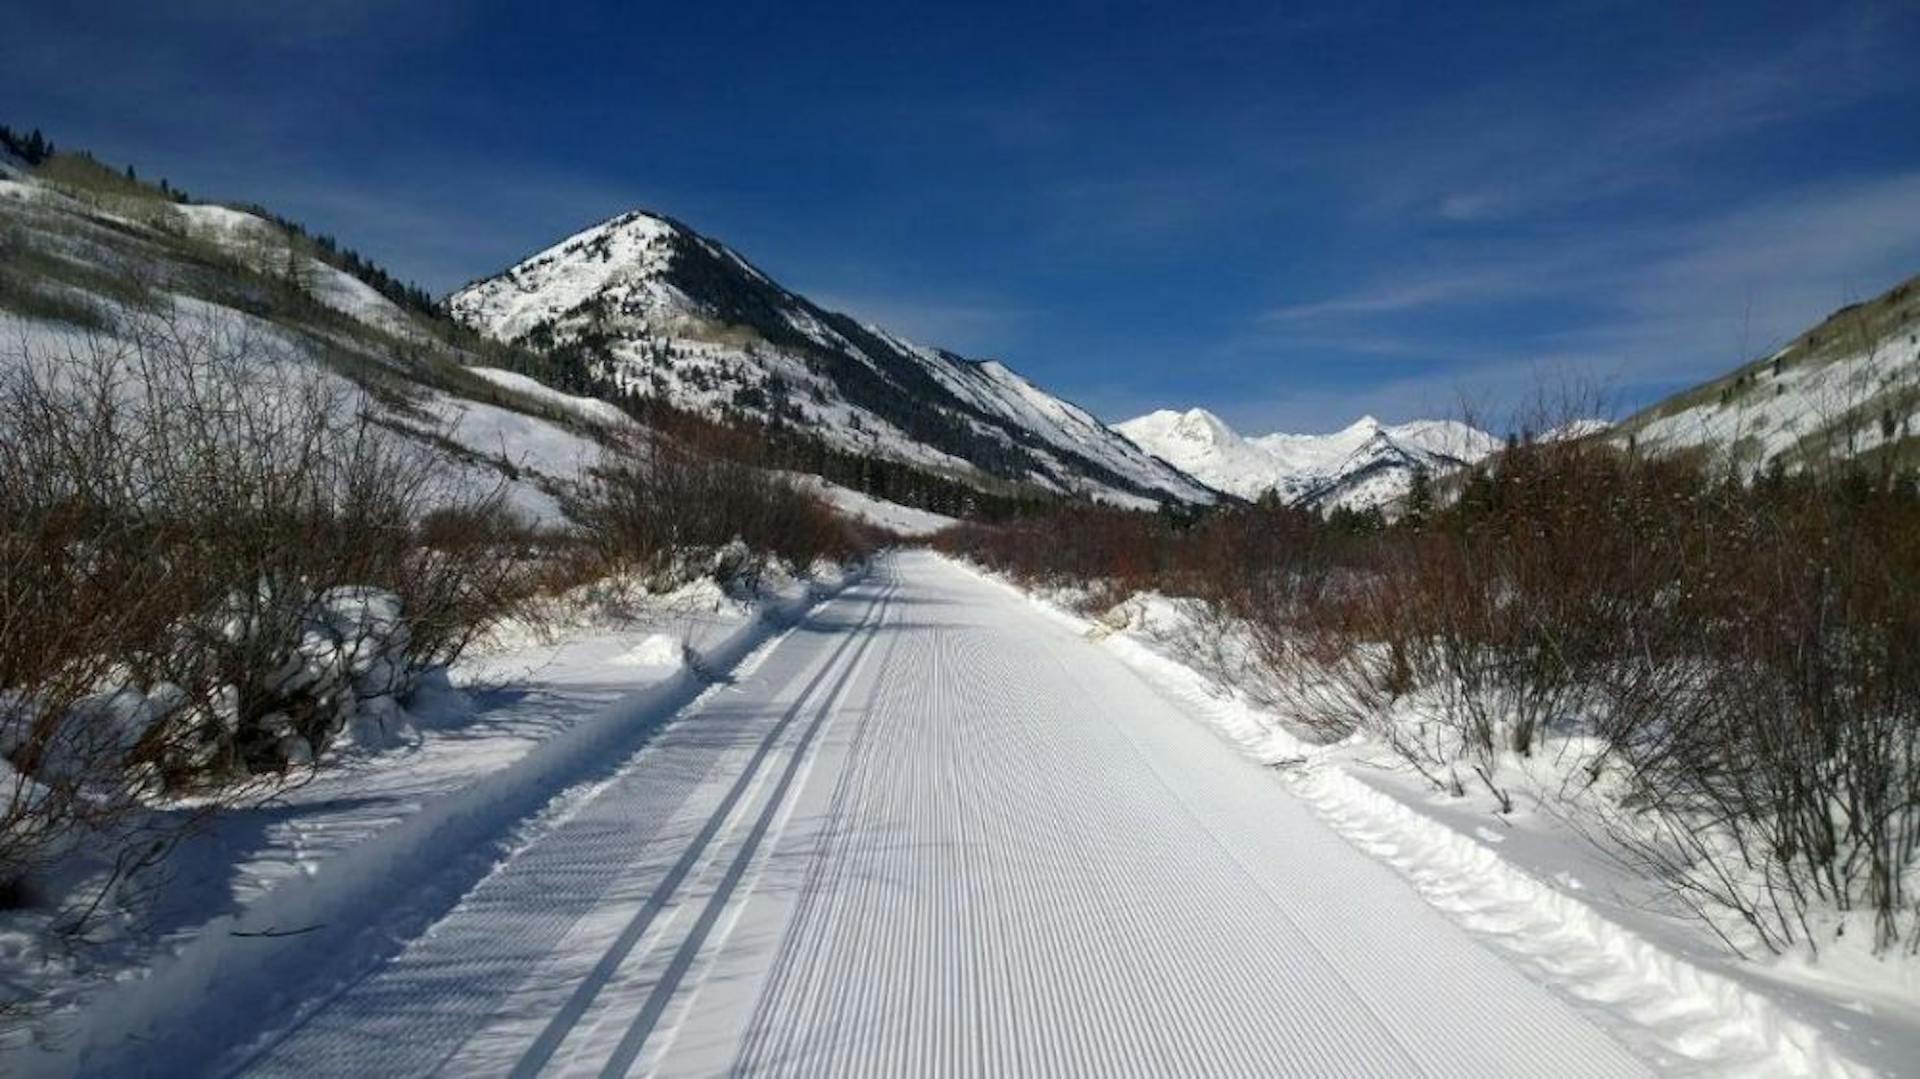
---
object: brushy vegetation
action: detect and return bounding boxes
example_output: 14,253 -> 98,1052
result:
0,311 -> 534,929
935,433 -> 1920,959
568,431 -> 875,593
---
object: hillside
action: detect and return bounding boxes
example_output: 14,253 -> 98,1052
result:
1612,271 -> 1920,472
448,211 -> 1215,508
0,147 -> 637,526
1116,407 -> 1499,511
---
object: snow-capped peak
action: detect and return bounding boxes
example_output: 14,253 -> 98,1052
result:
448,209 -> 1215,506
449,211 -> 686,343
1135,407 -> 1242,449
1118,408 -> 1498,510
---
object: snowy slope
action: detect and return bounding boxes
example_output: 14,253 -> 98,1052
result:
0,167 -> 989,539
167,203 -> 423,339
1118,407 -> 1499,510
1613,271 -> 1920,472
0,163 -> 628,528
795,475 -> 960,537
463,366 -> 635,429
448,211 -> 1214,507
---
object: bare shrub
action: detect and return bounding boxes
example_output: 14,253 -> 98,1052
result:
1601,470 -> 1920,956
0,305 -> 531,924
570,435 -> 866,593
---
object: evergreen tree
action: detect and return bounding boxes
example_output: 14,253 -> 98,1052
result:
1403,468 -> 1435,530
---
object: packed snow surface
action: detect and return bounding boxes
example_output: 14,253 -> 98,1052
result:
1118,407 -> 1500,509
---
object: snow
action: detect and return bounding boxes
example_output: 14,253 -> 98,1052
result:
1633,341 -> 1920,468
795,476 -> 959,537
0,298 -> 583,529
1118,407 -> 1500,509
23,553 -> 1857,1076
11,567 -> 854,1075
1545,417 -> 1614,441
0,177 -> 87,214
463,366 -> 635,429
168,203 -> 420,338
414,389 -> 607,522
612,633 -> 687,669
0,177 -> 418,346
446,210 -> 681,344
168,201 -> 273,241
918,354 -> 1216,505
1116,407 -> 1294,497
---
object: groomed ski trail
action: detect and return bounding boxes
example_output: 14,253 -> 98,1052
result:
170,553 -> 1660,1076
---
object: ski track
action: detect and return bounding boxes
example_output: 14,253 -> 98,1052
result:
143,552 -> 1686,1077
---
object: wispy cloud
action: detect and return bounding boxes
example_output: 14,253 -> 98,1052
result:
1347,21 -> 1910,224
1260,267 -> 1542,323
1539,170 -> 1920,392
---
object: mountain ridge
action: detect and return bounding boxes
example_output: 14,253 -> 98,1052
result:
1116,407 -> 1500,511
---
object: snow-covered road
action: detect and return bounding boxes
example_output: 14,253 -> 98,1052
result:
221,551 -> 1650,1077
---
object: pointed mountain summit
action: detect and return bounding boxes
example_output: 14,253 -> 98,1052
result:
449,212 -> 1214,507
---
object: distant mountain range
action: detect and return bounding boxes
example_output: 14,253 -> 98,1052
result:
1116,408 -> 1501,511
448,211 -> 1214,508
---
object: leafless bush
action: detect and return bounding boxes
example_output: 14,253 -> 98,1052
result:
1,306 -> 532,923
570,435 -> 867,593
1599,473 -> 1920,956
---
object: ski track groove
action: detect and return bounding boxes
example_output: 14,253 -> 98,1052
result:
598,573 -> 899,1074
557,576 -> 900,1076
212,553 -> 1681,1078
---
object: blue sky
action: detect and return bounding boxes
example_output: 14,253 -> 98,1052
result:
5,0 -> 1919,432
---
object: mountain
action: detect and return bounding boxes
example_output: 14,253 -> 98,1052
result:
1116,408 -> 1500,511
1612,271 -> 1920,472
447,211 -> 1214,508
